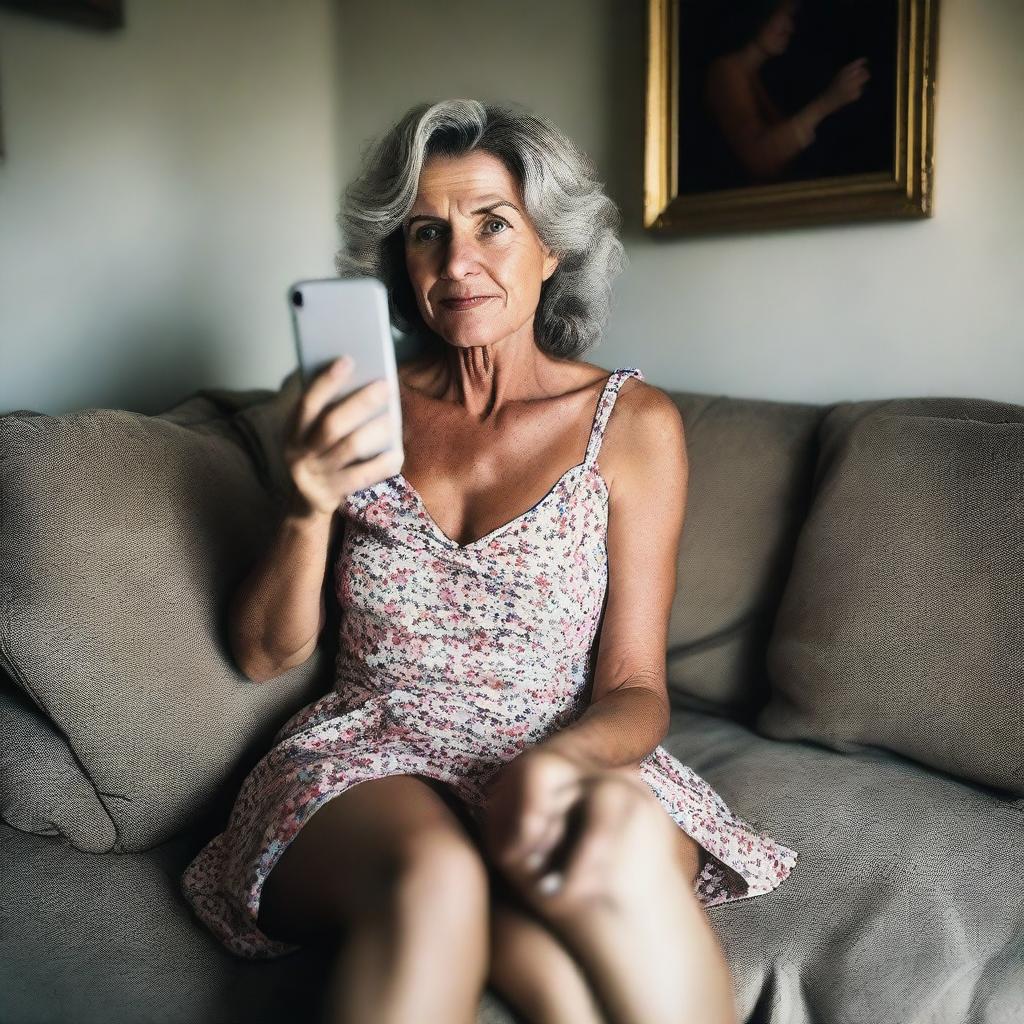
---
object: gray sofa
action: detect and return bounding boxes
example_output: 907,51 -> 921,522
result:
2,367 -> 1022,1024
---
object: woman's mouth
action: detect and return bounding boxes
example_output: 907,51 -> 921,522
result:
440,296 -> 495,311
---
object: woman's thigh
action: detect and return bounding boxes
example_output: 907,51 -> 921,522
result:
421,778 -> 610,1021
256,772 -> 486,946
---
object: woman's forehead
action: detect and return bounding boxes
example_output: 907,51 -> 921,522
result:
414,151 -> 522,207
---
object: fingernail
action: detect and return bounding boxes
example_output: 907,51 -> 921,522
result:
334,356 -> 351,374
525,849 -> 545,871
537,872 -> 563,895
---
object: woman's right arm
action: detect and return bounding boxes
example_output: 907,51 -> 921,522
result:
227,497 -> 341,684
227,352 -> 402,683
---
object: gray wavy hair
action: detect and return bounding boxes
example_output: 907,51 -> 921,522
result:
335,99 -> 627,359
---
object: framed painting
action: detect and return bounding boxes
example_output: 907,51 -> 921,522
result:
644,0 -> 939,235
0,0 -> 123,29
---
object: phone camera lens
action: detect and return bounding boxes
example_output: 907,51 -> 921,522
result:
291,290 -> 304,308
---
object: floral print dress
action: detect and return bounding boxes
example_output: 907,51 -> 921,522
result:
181,366 -> 798,959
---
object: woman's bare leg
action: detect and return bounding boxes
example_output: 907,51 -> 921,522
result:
256,774 -> 490,1024
517,776 -> 738,1024
484,811 -> 705,1024
416,776 -> 608,1024
487,872 -> 607,1024
322,831 -> 489,1024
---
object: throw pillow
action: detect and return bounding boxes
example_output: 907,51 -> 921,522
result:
0,369 -> 336,851
758,397 -> 1024,797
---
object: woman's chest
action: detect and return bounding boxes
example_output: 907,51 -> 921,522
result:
397,393 -> 611,549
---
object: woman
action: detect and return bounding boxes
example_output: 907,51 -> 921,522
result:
706,0 -> 871,183
181,99 -> 797,1024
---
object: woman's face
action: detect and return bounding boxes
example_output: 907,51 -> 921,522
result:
403,150 -> 559,351
757,2 -> 797,56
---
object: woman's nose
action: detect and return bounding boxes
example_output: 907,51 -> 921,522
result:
440,230 -> 482,279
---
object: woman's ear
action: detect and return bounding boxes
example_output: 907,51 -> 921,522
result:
542,249 -> 560,281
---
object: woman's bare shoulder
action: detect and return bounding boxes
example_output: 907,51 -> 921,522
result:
707,53 -> 744,80
706,54 -> 752,106
534,357 -> 609,390
612,374 -> 678,417
598,377 -> 686,489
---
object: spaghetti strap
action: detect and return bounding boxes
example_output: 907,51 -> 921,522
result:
582,367 -> 646,469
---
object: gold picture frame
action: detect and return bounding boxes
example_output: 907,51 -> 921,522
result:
644,0 -> 939,235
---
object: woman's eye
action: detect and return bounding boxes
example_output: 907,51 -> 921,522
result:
413,219 -> 508,243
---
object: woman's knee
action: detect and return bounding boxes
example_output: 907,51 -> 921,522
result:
257,774 -> 488,941
489,897 -> 605,1024
538,775 -> 701,921
384,822 -> 491,923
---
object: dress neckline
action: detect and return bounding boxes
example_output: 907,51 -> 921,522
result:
399,461 -> 595,552
396,368 -> 630,552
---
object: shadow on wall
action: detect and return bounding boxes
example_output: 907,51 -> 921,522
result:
602,0 -> 648,245
2,321 -> 226,418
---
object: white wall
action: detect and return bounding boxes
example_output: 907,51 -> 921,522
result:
0,0 -> 340,415
2,0 -> 1021,415
336,0 -> 1024,405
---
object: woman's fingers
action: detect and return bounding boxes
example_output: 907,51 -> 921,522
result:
503,783 -> 578,869
308,378 -> 391,458
281,358 -> 402,517
331,444 -> 403,496
503,808 -> 550,867
293,357 -> 352,440
489,752 -> 584,868
525,815 -> 566,871
556,781 -> 633,903
520,787 -> 580,874
322,404 -> 396,471
530,773 -> 660,912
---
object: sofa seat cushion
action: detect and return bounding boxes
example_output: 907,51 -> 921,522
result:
0,820 -> 518,1024
665,708 -> 1024,1024
758,396 -> 1024,796
4,715 -> 1021,1024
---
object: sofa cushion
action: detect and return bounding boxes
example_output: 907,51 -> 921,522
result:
663,392 -> 823,722
0,369 -> 337,852
0,674 -> 116,853
757,397 -> 1024,796
4,717 -> 1021,1024
0,820 -> 519,1024
663,707 -> 1024,1023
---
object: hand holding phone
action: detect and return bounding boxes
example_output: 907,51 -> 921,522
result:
282,357 -> 403,519
284,277 -> 405,518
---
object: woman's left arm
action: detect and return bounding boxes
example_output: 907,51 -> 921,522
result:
541,383 -> 688,773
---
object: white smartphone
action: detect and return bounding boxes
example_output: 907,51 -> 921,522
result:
288,276 -> 403,462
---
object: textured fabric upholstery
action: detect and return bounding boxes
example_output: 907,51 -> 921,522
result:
664,708 -> 1024,1024
3,707 -> 1020,1024
0,821 -> 519,1024
759,397 -> 1024,796
0,369 -> 336,851
662,392 -> 823,723
2,376 -> 1021,1024
0,675 -> 115,853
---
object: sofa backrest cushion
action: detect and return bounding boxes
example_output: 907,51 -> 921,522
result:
758,397 -> 1024,797
0,369 -> 337,852
664,392 -> 823,723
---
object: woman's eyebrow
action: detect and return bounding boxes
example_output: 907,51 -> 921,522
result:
406,200 -> 521,228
